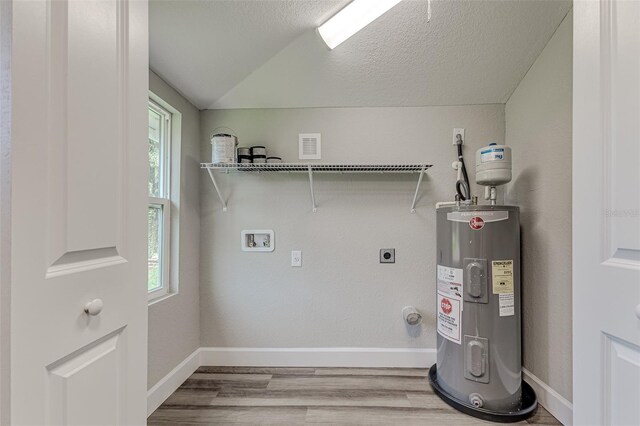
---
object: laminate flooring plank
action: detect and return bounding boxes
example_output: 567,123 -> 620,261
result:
406,391 -> 458,410
148,406 -> 307,424
179,373 -> 272,390
164,389 -> 219,406
201,388 -> 413,407
305,406 -> 501,425
189,373 -> 273,381
197,366 -> 315,375
148,420 -> 210,426
267,374 -> 432,392
314,367 -> 428,377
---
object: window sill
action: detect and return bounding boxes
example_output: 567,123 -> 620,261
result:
148,291 -> 178,307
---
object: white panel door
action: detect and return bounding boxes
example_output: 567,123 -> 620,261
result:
573,1 -> 640,425
10,0 -> 148,424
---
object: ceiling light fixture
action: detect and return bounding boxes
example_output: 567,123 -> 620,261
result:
317,0 -> 405,50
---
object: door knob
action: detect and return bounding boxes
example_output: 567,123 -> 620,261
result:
636,304 -> 640,320
84,299 -> 104,316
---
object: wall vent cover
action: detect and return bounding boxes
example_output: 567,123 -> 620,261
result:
299,133 -> 321,160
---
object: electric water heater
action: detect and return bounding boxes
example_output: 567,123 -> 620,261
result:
429,139 -> 536,422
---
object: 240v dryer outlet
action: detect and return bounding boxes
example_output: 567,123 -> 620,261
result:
380,249 -> 395,263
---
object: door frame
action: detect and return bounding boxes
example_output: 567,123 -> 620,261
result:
0,0 -> 11,424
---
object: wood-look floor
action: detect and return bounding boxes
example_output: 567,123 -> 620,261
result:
149,367 -> 561,425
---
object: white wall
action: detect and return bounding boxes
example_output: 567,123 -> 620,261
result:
147,70 -> 201,389
505,11 -> 573,401
199,105 -> 504,349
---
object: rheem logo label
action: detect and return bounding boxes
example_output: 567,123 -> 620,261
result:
469,216 -> 485,230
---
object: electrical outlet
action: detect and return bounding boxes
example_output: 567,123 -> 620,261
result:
291,250 -> 302,267
380,249 -> 395,264
453,128 -> 465,145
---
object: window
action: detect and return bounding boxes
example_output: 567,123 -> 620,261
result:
148,99 -> 171,299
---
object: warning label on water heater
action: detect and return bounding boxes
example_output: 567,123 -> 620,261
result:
437,265 -> 464,311
492,260 -> 515,317
492,260 -> 514,294
499,293 -> 515,317
437,291 -> 462,344
437,265 -> 463,294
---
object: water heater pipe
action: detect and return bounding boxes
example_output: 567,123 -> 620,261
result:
454,134 -> 471,201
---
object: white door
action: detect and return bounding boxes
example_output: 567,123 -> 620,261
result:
573,1 -> 640,425
10,0 -> 148,424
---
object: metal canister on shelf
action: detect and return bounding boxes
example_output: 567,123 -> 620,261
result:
211,133 -> 238,164
250,146 -> 267,157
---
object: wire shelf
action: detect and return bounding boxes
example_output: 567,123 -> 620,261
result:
201,163 -> 432,213
200,163 -> 432,173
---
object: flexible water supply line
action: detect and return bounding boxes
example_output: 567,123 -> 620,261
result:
454,134 -> 471,200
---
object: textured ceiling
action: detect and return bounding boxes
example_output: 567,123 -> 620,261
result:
150,0 -> 572,110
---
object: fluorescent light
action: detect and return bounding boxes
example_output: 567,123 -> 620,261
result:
318,0 -> 404,50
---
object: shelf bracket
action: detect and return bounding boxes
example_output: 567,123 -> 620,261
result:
410,165 -> 426,213
206,168 -> 228,212
308,165 -> 317,213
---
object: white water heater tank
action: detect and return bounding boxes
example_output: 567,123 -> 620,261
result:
475,143 -> 512,186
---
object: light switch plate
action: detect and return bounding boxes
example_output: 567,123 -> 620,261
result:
291,250 -> 302,267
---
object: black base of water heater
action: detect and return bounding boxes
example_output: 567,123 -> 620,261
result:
428,364 -> 538,423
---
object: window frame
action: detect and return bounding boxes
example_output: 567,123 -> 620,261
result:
148,99 -> 172,301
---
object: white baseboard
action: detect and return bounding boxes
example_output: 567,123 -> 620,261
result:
523,368 -> 573,426
198,347 -> 437,368
147,348 -> 201,417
